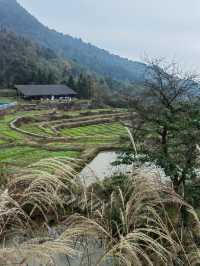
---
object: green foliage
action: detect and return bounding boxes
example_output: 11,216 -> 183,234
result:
102,174 -> 129,195
0,28 -> 135,104
76,74 -> 92,99
126,59 -> 200,194
0,108 -> 127,171
60,122 -> 127,142
0,90 -> 16,97
185,183 -> 200,208
0,29 -> 73,88
67,75 -> 76,90
0,146 -> 80,167
0,0 -> 148,82
0,28 -> 127,102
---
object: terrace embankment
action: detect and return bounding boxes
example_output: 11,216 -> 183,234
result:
1,108 -> 131,171
10,111 -> 129,140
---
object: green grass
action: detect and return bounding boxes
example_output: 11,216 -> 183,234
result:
60,123 -> 127,139
0,119 -> 23,141
0,110 -> 80,167
0,139 -> 7,145
0,108 -> 128,169
0,110 -> 51,141
20,123 -> 51,136
0,146 -> 80,166
0,97 -> 15,103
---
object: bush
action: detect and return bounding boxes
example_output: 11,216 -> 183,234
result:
0,89 -> 17,97
185,182 -> 200,208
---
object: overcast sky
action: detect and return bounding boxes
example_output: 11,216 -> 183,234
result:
17,0 -> 200,70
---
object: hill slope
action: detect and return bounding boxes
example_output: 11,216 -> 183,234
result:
0,0 -> 147,82
0,29 -> 73,88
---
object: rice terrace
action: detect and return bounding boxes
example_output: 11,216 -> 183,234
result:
0,97 -> 133,265
2,0 -> 200,265
0,104 -> 129,171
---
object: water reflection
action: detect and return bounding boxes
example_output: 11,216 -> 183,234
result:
80,151 -> 132,186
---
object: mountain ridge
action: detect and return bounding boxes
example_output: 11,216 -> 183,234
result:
0,0 -> 147,82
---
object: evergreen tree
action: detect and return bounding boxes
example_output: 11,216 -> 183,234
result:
47,72 -> 56,84
67,75 -> 75,89
0,29 -> 73,88
77,74 -> 90,99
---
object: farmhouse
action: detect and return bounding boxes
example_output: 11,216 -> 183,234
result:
15,84 -> 77,100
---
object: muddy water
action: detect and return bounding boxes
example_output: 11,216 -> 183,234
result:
80,151 -> 131,186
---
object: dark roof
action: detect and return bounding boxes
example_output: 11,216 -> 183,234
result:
15,84 -> 77,97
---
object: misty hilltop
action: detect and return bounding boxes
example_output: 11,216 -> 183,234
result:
0,0 -> 147,82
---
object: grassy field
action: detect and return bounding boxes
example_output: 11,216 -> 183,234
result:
0,146 -> 80,166
0,108 -> 129,169
60,123 -> 128,146
20,123 -> 54,136
0,97 -> 16,103
60,122 -> 127,137
0,110 -> 48,142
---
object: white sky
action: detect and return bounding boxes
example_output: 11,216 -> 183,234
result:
17,0 -> 200,71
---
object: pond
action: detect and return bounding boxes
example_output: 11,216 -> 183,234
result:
80,151 -> 170,186
0,102 -> 16,110
80,151 -> 132,186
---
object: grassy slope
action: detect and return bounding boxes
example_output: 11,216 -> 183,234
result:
0,97 -> 15,103
0,146 -> 79,166
0,108 -> 128,169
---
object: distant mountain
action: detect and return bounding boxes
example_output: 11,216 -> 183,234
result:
0,29 -> 73,88
0,0 -> 147,82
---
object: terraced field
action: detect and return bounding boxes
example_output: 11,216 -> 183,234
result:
0,108 -> 129,170
20,123 -> 54,136
0,146 -> 79,167
61,122 -> 127,139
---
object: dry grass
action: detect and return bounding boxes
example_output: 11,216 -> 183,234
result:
0,156 -> 200,265
0,157 -> 84,265
0,232 -> 76,266
63,171 -> 200,265
0,188 -> 30,238
0,157 -> 83,239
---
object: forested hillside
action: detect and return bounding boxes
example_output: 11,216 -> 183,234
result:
0,0 -> 147,82
0,29 -> 122,103
0,29 -> 74,88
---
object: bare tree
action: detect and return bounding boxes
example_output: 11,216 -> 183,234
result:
125,58 -> 200,195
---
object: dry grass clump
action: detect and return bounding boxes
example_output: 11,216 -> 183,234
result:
0,230 -> 76,266
0,157 -> 83,239
0,189 -> 30,238
63,171 -> 200,265
0,157 -> 84,265
1,156 -> 200,265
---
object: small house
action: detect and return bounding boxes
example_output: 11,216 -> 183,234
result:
15,84 -> 77,100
